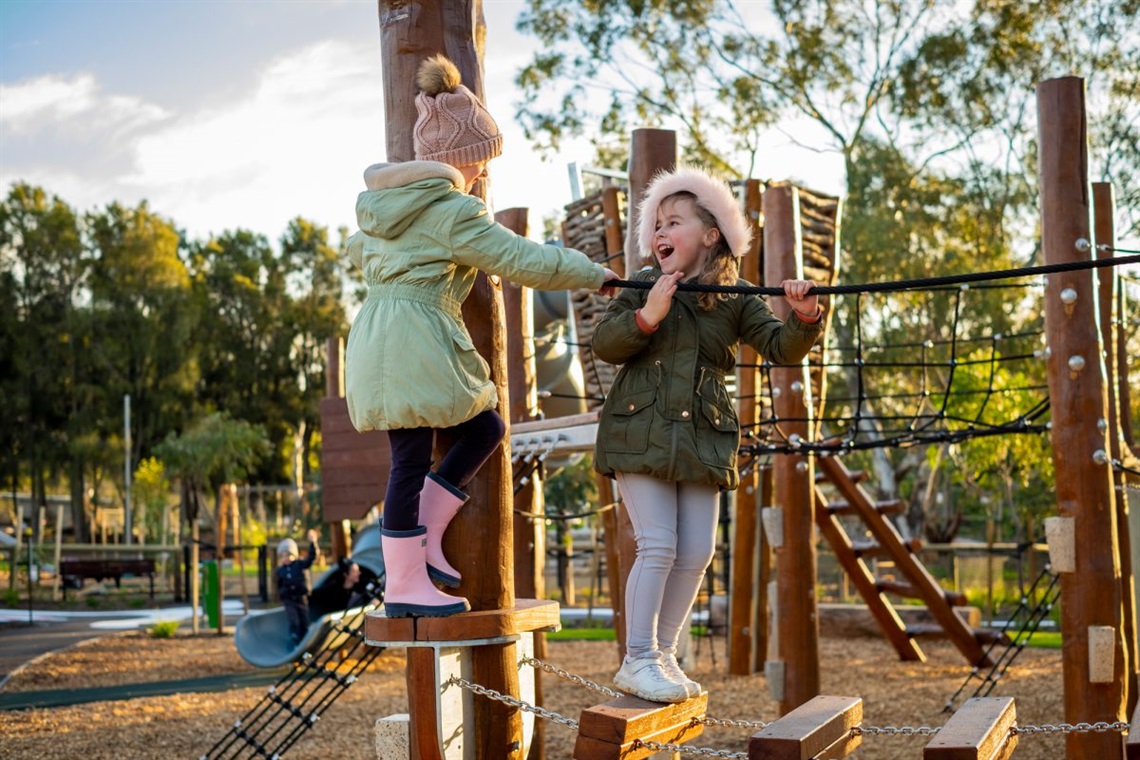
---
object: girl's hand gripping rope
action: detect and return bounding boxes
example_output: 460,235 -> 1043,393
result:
782,279 -> 822,323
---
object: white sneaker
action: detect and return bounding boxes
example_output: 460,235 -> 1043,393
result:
613,657 -> 690,703
661,653 -> 702,698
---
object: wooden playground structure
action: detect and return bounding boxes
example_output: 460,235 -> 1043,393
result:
310,5 -> 1140,759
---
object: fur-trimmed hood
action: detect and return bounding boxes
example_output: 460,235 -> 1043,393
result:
637,165 -> 753,259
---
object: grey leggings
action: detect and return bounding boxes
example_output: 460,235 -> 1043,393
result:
616,472 -> 719,660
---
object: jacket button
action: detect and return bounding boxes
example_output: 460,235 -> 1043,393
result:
715,418 -> 721,425
682,410 -> 689,418
629,403 -> 636,411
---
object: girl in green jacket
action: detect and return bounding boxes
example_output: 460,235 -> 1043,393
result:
593,166 -> 823,702
345,56 -> 615,619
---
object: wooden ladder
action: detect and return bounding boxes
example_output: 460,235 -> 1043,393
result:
815,455 -> 999,668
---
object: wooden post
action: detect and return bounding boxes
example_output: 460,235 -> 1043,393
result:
763,182 -> 821,713
498,206 -> 549,760
378,3 -> 524,757
729,179 -> 764,675
623,128 -> 676,274
1037,75 -> 1127,758
1095,182 -> 1139,714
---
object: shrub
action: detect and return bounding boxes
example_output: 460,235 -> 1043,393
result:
148,620 -> 180,638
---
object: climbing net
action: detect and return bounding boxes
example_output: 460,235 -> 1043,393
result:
569,246 -> 1140,459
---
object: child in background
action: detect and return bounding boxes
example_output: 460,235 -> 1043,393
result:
275,529 -> 319,645
344,55 -> 617,618
592,166 -> 824,702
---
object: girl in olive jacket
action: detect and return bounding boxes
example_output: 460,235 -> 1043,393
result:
345,56 -> 615,619
593,166 -> 823,703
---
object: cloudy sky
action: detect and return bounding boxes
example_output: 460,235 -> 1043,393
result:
0,0 -> 850,249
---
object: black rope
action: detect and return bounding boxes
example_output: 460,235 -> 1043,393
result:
607,250 -> 1140,296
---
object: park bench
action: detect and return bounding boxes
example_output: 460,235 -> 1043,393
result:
60,557 -> 156,599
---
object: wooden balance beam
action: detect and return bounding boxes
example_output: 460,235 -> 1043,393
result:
574,691 -> 709,760
748,695 -> 863,759
923,696 -> 1017,759
365,599 -> 561,759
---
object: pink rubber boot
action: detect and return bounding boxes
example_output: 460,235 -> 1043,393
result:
419,472 -> 468,588
381,526 -> 469,618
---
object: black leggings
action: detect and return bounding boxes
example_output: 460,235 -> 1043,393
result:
382,409 -> 507,531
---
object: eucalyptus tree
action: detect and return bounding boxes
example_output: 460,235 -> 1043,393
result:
0,183 -> 88,538
513,0 -> 1136,537
86,201 -> 198,502
279,217 -> 350,486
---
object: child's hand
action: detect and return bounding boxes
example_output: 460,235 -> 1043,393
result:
640,270 -> 684,327
306,529 -> 319,544
597,268 -> 619,297
781,279 -> 820,322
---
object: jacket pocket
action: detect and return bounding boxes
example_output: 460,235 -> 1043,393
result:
451,326 -> 490,392
606,386 -> 657,454
696,368 -> 739,467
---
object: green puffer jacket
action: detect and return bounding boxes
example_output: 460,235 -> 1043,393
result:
593,267 -> 823,490
345,161 -> 605,432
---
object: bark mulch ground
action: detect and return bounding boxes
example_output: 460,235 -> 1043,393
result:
0,628 -> 1069,759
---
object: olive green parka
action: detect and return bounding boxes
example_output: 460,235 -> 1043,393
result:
593,267 -> 823,490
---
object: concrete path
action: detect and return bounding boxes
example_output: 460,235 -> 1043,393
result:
0,601 -> 248,687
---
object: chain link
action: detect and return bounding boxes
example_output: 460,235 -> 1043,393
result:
1011,720 -> 1130,735
444,676 -> 580,731
632,737 -> 748,758
695,715 -> 771,730
854,725 -> 941,736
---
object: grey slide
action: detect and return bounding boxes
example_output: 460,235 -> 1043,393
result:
235,526 -> 385,668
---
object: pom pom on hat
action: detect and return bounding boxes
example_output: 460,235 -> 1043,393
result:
413,55 -> 503,167
637,165 -> 753,259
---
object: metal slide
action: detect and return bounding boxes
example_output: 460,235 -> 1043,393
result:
233,525 -> 385,669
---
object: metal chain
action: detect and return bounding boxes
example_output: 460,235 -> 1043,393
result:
1011,721 -> 1130,735
632,737 -> 748,758
854,725 -> 941,736
695,715 -> 771,730
521,655 -> 624,698
444,676 -> 580,731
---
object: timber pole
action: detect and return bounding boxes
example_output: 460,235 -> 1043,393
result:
729,178 -> 766,675
1038,76 -> 1127,758
498,206 -> 548,760
1094,183 -> 1139,714
763,182 -> 820,713
378,3 -> 524,758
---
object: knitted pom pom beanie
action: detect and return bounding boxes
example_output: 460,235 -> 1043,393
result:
637,165 -> 753,259
413,55 -> 503,167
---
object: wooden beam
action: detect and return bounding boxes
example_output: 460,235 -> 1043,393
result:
730,178 -> 765,676
923,697 -> 1017,760
764,182 -> 821,713
574,693 -> 708,760
1094,182 -> 1139,716
622,128 -> 676,274
748,695 -> 862,759
1037,76 -> 1128,758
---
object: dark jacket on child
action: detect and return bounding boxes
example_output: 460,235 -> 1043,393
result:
275,541 -> 317,602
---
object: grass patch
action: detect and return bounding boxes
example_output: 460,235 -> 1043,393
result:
148,620 -> 180,638
1022,631 -> 1062,649
548,627 -> 616,642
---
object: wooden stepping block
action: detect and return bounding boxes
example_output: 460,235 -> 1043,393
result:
924,697 -> 1017,760
574,692 -> 709,760
749,695 -> 863,759
364,598 -> 560,646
